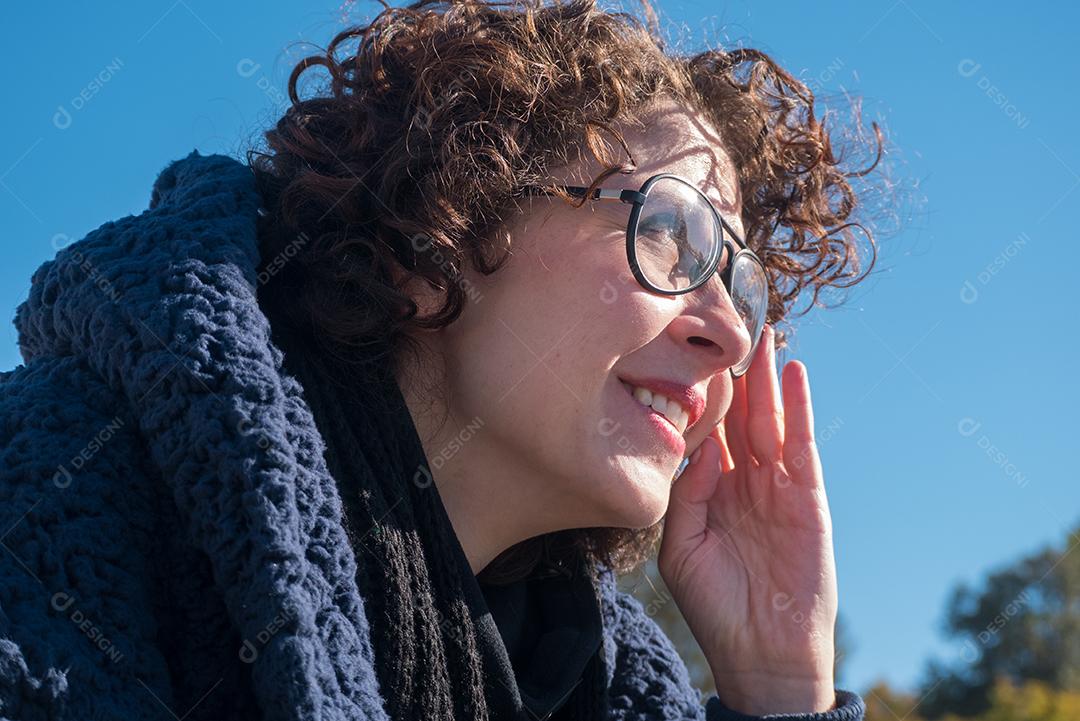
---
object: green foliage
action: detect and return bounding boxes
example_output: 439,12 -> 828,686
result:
865,678 -> 1080,721
914,520 -> 1080,718
938,678 -> 1080,721
862,680 -> 927,721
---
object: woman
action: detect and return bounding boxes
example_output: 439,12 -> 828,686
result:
0,0 -> 882,719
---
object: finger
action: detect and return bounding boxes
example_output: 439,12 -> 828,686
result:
746,324 -> 784,462
724,371 -> 755,470
780,360 -> 822,486
712,418 -> 735,474
663,435 -> 721,549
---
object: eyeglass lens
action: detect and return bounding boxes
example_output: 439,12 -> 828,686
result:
633,176 -> 768,373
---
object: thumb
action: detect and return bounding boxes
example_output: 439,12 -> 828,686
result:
662,435 -> 721,550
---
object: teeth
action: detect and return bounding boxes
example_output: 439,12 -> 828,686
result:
625,382 -> 689,434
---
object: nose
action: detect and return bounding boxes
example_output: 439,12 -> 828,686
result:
664,273 -> 754,374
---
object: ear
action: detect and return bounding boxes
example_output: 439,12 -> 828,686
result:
393,230 -> 489,322
388,258 -> 446,322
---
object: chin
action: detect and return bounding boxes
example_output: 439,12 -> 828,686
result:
601,463 -> 674,529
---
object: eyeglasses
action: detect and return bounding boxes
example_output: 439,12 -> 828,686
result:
517,173 -> 769,377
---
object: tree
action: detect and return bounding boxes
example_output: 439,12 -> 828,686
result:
862,680 -> 927,721
937,677 -> 1080,721
916,521 -> 1080,718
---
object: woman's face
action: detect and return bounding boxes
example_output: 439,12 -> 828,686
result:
402,96 -> 754,536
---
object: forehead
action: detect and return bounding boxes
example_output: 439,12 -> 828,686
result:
618,98 -> 742,218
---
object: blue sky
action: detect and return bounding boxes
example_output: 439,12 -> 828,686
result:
3,0 -> 1077,699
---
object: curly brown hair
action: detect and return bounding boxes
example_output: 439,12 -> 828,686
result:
248,1 -> 884,716
250,0 -> 884,579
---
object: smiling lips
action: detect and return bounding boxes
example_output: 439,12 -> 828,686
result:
617,376 -> 705,436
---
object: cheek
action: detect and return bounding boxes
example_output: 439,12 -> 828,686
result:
435,247 -> 602,419
436,237 -> 631,444
496,228 -> 632,363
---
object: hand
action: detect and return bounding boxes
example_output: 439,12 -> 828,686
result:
657,324 -> 839,715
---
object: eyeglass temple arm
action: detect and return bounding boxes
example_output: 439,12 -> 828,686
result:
520,185 -> 752,253
519,185 -> 645,205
